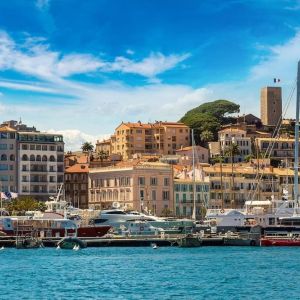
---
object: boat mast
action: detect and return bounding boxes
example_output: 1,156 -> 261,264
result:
192,129 -> 196,220
294,61 -> 300,205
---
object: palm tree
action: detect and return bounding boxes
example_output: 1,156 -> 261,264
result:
81,142 -> 94,153
200,130 -> 214,146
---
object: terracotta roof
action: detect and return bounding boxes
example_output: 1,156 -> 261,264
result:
65,163 -> 89,173
176,145 -> 208,152
0,126 -> 16,132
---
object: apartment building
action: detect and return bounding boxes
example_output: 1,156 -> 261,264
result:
0,120 -> 64,200
89,161 -> 173,216
202,164 -> 279,209
95,138 -> 112,156
175,146 -> 209,165
255,137 -> 295,165
218,128 -> 252,162
0,126 -> 17,193
65,163 -> 89,209
174,178 -> 210,218
110,121 -> 190,160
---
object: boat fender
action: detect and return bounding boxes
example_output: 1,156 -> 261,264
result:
220,209 -> 225,214
250,240 -> 256,246
140,226 -> 144,231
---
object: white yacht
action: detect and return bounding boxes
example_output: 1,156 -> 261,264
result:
91,209 -> 194,233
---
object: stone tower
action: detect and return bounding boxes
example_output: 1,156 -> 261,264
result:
260,87 -> 282,126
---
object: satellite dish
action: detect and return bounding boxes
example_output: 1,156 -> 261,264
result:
112,202 -> 120,208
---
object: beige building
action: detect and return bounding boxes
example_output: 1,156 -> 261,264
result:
89,161 -> 174,216
255,137 -> 295,165
111,121 -> 190,160
209,128 -> 251,162
0,120 -> 64,200
175,146 -> 209,165
202,164 -> 279,209
260,87 -> 282,126
0,126 -> 17,193
95,138 -> 112,156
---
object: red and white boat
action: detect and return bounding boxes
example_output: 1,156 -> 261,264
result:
0,216 -> 111,238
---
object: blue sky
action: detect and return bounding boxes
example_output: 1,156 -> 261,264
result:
0,0 -> 300,149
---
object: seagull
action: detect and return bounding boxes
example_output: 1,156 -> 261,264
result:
56,245 -> 61,250
0,246 -> 4,250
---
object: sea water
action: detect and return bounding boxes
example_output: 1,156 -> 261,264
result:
0,246 -> 300,300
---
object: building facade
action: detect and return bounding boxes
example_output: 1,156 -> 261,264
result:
202,164 -> 279,209
175,146 -> 209,165
174,178 -> 210,218
65,163 -> 89,209
260,87 -> 282,126
0,120 -> 64,200
111,121 -> 190,160
89,161 -> 174,216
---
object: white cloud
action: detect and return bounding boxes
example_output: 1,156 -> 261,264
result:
47,129 -> 110,151
0,32 -> 190,82
107,52 -> 190,79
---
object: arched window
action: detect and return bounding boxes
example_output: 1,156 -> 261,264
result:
36,155 -> 41,162
22,154 -> 28,161
1,154 -> 7,161
10,154 -> 15,161
42,155 -> 47,162
30,154 -> 35,161
49,155 -> 55,162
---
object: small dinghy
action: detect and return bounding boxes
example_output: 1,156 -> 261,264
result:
57,237 -> 87,250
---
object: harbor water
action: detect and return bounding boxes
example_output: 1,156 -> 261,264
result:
0,247 -> 300,299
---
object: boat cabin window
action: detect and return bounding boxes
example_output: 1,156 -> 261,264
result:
104,211 -> 126,215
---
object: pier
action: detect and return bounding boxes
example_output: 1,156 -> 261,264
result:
0,234 -> 246,248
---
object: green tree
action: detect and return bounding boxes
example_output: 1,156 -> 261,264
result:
180,100 -> 240,145
97,150 -> 109,162
81,142 -> 94,153
5,196 -> 46,215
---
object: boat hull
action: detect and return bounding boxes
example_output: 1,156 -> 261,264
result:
261,238 -> 300,246
3,225 -> 111,238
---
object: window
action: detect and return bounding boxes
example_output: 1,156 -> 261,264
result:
174,184 -> 180,192
164,178 -> 169,186
36,145 -> 41,150
138,177 -> 145,186
42,145 -> 47,151
150,177 -> 157,185
1,154 -> 7,161
22,144 -> 28,150
9,144 -> 13,150
0,144 -> 7,150
152,190 -> 156,201
30,145 -> 35,150
162,191 -> 169,201
140,190 -> 144,200
175,193 -> 179,203
0,164 -> 8,171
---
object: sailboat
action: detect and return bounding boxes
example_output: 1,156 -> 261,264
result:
261,61 -> 300,246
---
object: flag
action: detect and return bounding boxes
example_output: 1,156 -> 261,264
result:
1,192 -> 8,200
3,192 -> 18,199
274,78 -> 280,83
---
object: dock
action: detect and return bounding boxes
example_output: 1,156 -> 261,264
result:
0,234 -> 230,248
